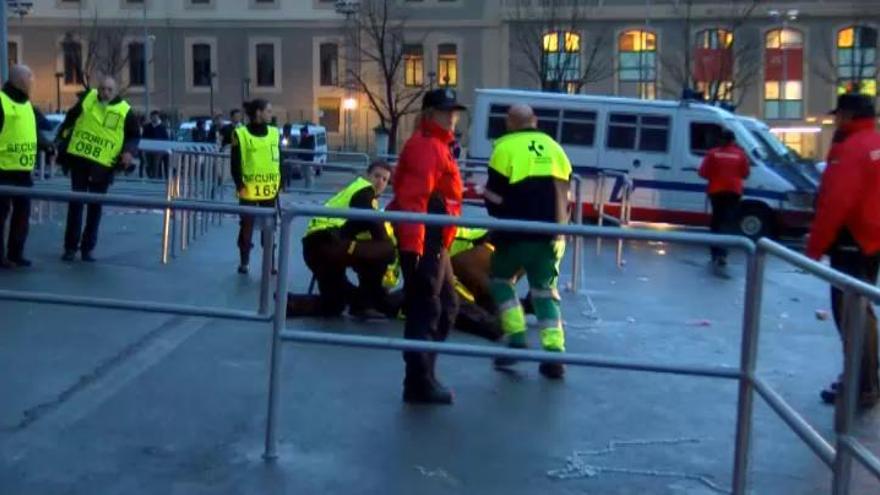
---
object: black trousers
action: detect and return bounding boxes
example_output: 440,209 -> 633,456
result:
237,198 -> 276,265
64,165 -> 112,253
300,229 -> 395,316
401,249 -> 459,387
0,173 -> 31,261
709,192 -> 741,260
830,245 -> 880,400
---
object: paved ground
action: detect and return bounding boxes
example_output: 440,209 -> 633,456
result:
1,175 -> 879,494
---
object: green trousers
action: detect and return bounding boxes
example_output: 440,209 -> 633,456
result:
490,239 -> 565,351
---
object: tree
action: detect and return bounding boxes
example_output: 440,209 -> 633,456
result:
61,9 -> 137,90
508,0 -> 613,93
346,0 -> 427,154
659,0 -> 764,106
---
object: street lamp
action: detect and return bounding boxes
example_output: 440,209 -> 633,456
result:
342,95 -> 358,150
54,72 -> 63,112
241,77 -> 251,103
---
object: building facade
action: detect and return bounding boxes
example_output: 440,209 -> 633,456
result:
8,0 -> 880,157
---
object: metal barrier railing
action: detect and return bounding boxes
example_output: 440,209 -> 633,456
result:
591,171 -> 634,268
0,184 -> 878,494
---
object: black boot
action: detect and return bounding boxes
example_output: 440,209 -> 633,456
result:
403,358 -> 453,405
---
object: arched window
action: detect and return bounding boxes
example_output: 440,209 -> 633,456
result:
764,28 -> 803,119
542,30 -> 581,93
618,29 -> 656,99
837,26 -> 877,96
693,28 -> 734,101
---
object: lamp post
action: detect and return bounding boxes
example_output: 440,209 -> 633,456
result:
142,1 -> 152,115
342,94 -> 357,150
241,77 -> 251,103
336,1 -> 361,149
428,71 -> 437,90
209,71 -> 217,116
55,72 -> 63,112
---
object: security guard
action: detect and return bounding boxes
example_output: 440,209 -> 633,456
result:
288,161 -> 395,318
807,93 -> 880,409
448,228 -> 503,341
485,104 -> 572,379
59,76 -> 139,262
0,65 -> 53,268
230,99 -> 281,274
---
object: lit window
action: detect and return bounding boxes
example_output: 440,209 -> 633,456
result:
618,29 -> 656,100
764,28 -> 804,119
693,28 -> 734,101
437,43 -> 457,87
836,26 -> 877,96
542,31 -> 581,93
403,44 -> 423,87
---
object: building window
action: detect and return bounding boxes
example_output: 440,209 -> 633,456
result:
837,26 -> 878,96
7,41 -> 18,72
437,43 -> 458,87
542,30 -> 580,93
319,97 -> 340,133
319,43 -> 339,87
764,28 -> 804,119
255,43 -> 275,87
693,28 -> 734,101
127,42 -> 145,87
403,44 -> 423,87
192,43 -> 212,87
61,37 -> 84,86
618,29 -> 656,100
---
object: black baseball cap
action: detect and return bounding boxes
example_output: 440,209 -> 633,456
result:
828,93 -> 876,117
422,89 -> 467,111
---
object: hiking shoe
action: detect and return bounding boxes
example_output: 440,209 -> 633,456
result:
81,252 -> 96,262
61,251 -> 76,262
237,264 -> 249,274
403,381 -> 454,405
8,257 -> 32,268
494,340 -> 527,369
539,362 -> 566,380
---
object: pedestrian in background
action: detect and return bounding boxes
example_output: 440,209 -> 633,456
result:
388,89 -> 465,405
192,119 -> 209,143
58,75 -> 139,263
141,110 -> 169,178
698,129 -> 749,270
230,99 -> 281,274
484,104 -> 571,379
807,93 -> 880,410
220,109 -> 242,148
0,65 -> 54,268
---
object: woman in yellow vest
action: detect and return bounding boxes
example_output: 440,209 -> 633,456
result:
287,161 -> 395,318
230,99 -> 281,274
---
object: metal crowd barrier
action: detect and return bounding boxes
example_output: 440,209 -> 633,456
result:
591,170 -> 634,268
0,184 -> 878,494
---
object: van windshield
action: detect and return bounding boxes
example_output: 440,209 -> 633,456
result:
750,127 -> 794,163
724,118 -> 767,161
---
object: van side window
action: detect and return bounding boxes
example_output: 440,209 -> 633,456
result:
639,115 -> 670,152
560,110 -> 597,147
689,122 -> 723,156
534,107 -> 561,139
487,104 -> 510,139
607,113 -> 638,150
607,113 -> 670,152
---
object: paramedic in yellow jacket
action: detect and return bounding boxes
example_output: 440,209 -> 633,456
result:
230,99 -> 281,274
288,161 -> 396,318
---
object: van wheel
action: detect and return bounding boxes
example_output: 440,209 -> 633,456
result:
737,204 -> 775,239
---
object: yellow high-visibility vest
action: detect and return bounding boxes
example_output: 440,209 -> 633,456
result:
488,130 -> 571,184
0,92 -> 36,172
305,177 -> 375,237
236,125 -> 281,201
67,89 -> 131,167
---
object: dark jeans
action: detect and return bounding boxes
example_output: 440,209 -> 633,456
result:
401,249 -> 459,388
64,165 -> 112,253
709,192 -> 741,261
237,198 -> 276,265
301,229 -> 395,316
830,244 -> 880,400
0,174 -> 31,261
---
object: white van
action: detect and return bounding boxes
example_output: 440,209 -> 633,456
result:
281,123 -> 329,165
467,89 -> 815,238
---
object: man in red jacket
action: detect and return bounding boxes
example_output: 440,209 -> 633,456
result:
388,89 -> 464,405
698,130 -> 750,268
806,93 -> 880,409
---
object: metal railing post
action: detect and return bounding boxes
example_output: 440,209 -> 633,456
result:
258,218 -> 275,316
181,155 -> 189,252
616,179 -> 632,268
161,152 -> 175,264
832,291 -> 868,495
595,172 -> 606,254
263,215 -> 292,461
570,176 -> 584,293
732,249 -> 767,495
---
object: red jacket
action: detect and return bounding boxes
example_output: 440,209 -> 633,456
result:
698,143 -> 750,195
388,119 -> 463,255
807,119 -> 880,259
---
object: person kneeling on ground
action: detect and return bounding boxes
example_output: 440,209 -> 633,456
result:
287,161 -> 396,319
